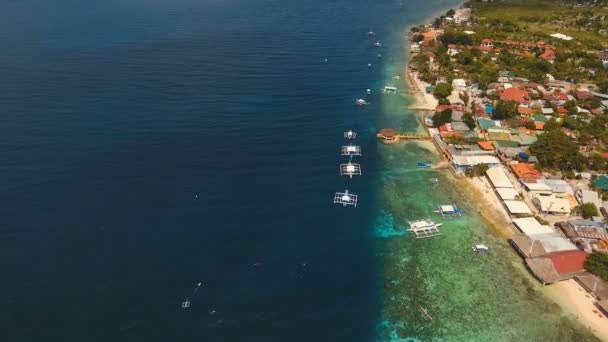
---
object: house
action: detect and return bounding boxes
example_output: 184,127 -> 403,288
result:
525,250 -> 589,284
451,155 -> 500,173
593,175 -> 608,192
497,147 -> 525,161
478,141 -> 495,151
478,118 -> 497,132
539,49 -> 556,63
378,128 -> 398,142
510,163 -> 543,182
576,189 -> 602,209
557,220 -> 608,252
500,88 -> 530,104
541,107 -> 554,115
410,43 -> 421,52
534,121 -> 545,130
425,52 -> 436,63
452,78 -> 467,91
532,194 -> 571,215
599,51 -> 608,66
518,106 -> 533,116
447,44 -> 460,56
480,38 -> 493,49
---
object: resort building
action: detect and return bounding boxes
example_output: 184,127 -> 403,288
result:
525,250 -> 589,285
532,194 -> 571,215
378,128 -> 398,143
510,163 -> 543,183
451,155 -> 500,173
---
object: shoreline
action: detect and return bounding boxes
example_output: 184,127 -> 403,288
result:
402,13 -> 608,342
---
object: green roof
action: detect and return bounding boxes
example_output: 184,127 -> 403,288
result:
492,140 -> 520,148
531,114 -> 548,123
478,118 -> 496,131
513,134 -> 538,146
511,128 -> 519,134
593,175 -> 608,190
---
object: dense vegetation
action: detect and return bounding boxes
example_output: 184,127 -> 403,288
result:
529,129 -> 587,171
585,251 -> 608,281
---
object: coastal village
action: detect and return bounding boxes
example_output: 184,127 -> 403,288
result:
380,0 -> 608,332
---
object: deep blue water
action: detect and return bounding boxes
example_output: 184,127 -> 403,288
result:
0,0 -> 457,341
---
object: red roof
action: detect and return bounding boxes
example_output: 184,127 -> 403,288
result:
481,38 -> 493,43
534,121 -> 545,130
576,90 -> 593,100
552,92 -> 568,101
545,250 -> 588,275
425,52 -> 436,58
500,88 -> 530,103
539,49 -> 556,61
438,124 -> 450,132
435,105 -> 451,113
556,106 -> 569,114
510,163 -> 542,181
518,106 -> 533,115
478,141 -> 495,150
379,128 -> 397,137
447,44 -> 458,49
601,152 -> 608,159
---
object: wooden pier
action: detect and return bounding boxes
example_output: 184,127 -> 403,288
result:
376,128 -> 430,143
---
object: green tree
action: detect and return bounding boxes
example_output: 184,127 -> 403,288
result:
463,112 -> 476,130
579,202 -> 599,219
446,8 -> 455,17
585,251 -> 608,281
563,100 -> 578,115
529,129 -> 587,172
433,82 -> 453,99
493,101 -> 518,120
432,109 -> 452,127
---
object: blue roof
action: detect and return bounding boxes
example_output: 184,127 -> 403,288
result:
485,105 -> 494,114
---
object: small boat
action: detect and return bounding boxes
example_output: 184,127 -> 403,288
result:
472,244 -> 489,252
416,161 -> 430,168
374,42 -> 382,47
418,304 -> 433,320
377,53 -> 382,58
408,219 -> 442,238
355,98 -> 368,106
366,89 -> 371,95
181,300 -> 191,309
367,63 -> 372,68
433,204 -> 465,217
392,75 -> 401,81
368,31 -> 376,37
429,178 -> 439,184
383,86 -> 397,94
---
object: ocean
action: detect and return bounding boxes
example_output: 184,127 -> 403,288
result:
0,0 -> 599,341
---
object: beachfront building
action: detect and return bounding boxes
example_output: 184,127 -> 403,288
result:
451,155 -> 499,173
532,194 -> 571,215
575,189 -> 602,210
378,128 -> 398,143
510,163 -> 543,183
525,250 -> 588,285
557,220 -> 608,253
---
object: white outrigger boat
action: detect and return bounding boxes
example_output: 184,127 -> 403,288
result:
408,219 -> 442,238
334,189 -> 358,207
374,42 -> 382,47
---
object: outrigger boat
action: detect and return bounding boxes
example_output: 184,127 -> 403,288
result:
408,219 -> 442,238
374,42 -> 382,47
417,161 -> 431,168
433,204 -> 465,217
429,177 -> 439,184
334,189 -> 358,207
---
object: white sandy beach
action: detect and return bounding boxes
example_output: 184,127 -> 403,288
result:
406,70 -> 438,111
544,279 -> 608,341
